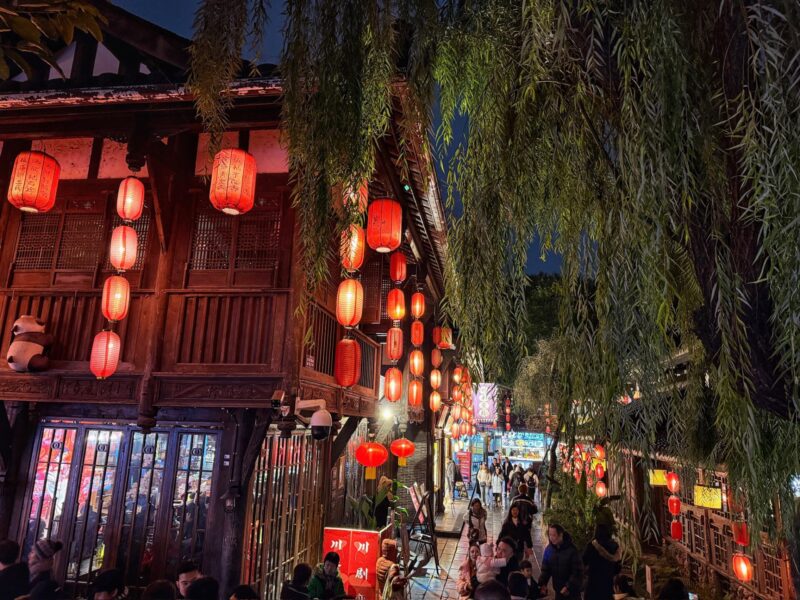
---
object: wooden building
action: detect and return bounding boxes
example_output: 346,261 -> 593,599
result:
0,4 -> 448,598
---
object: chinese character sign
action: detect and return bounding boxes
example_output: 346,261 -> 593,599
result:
456,451 -> 472,481
323,528 -> 386,600
474,383 -> 498,423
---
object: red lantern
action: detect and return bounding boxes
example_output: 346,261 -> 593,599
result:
340,225 -> 366,271
452,422 -> 461,439
389,252 -> 407,283
431,348 -> 443,368
666,472 -> 680,494
336,279 -> 364,327
430,369 -> 441,390
390,438 -> 415,466
452,366 -> 462,385
411,292 -> 425,318
670,520 -> 683,540
116,176 -> 145,221
452,404 -> 462,421
545,426 -> 551,434
355,442 -> 388,480
471,425 -> 477,436
438,326 -> 453,349
432,326 -> 441,347
109,225 -> 138,271
411,321 -> 424,347
732,553 -> 753,583
505,423 -> 511,431
409,350 -> 424,377
408,379 -> 423,407
594,445 -> 606,460
668,495 -> 681,516
452,386 -> 462,404
366,198 -> 402,252
595,464 -> 605,479
101,275 -> 131,322
334,338 -> 362,387
595,481 -> 607,497
90,330 -> 120,379
209,148 -> 256,215
429,391 -> 441,412
573,470 -> 581,482
733,521 -> 750,547
8,151 -> 60,213
385,367 -> 402,402
387,288 -> 405,321
386,327 -> 403,361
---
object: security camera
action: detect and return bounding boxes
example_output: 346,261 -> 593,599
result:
310,408 -> 333,441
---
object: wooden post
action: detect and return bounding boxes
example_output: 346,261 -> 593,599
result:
0,403 -> 31,539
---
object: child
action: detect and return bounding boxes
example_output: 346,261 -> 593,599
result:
519,560 -> 541,599
476,542 -> 507,583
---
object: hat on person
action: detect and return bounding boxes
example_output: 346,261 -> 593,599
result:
33,539 -> 63,560
324,552 -> 340,565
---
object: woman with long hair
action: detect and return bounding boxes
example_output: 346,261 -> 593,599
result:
491,466 -> 504,507
464,498 -> 488,544
497,505 -> 533,561
583,523 -> 622,600
457,542 -> 481,599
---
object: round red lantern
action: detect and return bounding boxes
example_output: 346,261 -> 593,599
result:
545,426 -> 551,434
452,386 -> 462,403
452,366 -> 462,385
666,472 -> 680,494
355,442 -> 388,479
452,403 -> 462,421
670,520 -> 683,540
387,289 -> 405,321
438,326 -> 453,349
390,438 -> 415,466
429,391 -> 441,412
432,326 -> 441,346
430,369 -> 441,390
668,495 -> 681,516
460,421 -> 470,437
389,252 -> 407,283
334,338 -> 362,387
733,521 -> 750,547
452,422 -> 461,439
336,279 -> 364,327
732,553 -> 753,583
90,330 -> 121,379
385,367 -> 402,402
101,275 -> 131,322
411,320 -> 424,347
366,198 -> 402,252
408,379 -> 423,407
431,348 -> 443,368
411,292 -> 425,318
116,176 -> 145,221
594,445 -> 606,460
8,151 -> 60,213
386,327 -> 403,361
109,225 -> 138,271
595,481 -> 607,497
340,225 -> 366,271
409,350 -> 424,377
505,423 -> 511,431
595,464 -> 605,479
209,148 -> 256,215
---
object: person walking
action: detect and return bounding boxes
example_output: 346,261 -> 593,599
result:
538,523 -> 582,600
510,484 -> 538,529
446,459 -> 457,504
491,467 -> 504,508
308,552 -> 345,600
477,465 -> 492,506
501,458 -> 513,497
583,524 -> 621,600
465,499 -> 488,544
497,505 -> 532,562
510,467 -> 523,495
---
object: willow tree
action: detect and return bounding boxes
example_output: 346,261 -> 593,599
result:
189,0 -> 800,533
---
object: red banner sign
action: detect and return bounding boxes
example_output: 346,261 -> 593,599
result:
322,526 -> 392,600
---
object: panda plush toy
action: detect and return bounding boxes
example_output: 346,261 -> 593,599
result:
7,315 -> 54,372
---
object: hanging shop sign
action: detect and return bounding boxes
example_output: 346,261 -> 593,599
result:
648,469 -> 668,486
693,485 -> 723,509
456,450 -> 472,481
474,383 -> 498,423
323,526 -> 392,600
500,431 -> 549,462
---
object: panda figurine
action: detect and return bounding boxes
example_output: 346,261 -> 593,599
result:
7,315 -> 54,372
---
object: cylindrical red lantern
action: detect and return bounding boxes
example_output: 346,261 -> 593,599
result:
8,151 -> 60,213
452,386 -> 462,404
595,464 -> 605,480
666,472 -> 680,494
430,369 -> 441,390
452,423 -> 461,439
668,495 -> 681,516
438,326 -> 453,349
670,520 -> 683,540
411,320 -> 424,347
452,366 -> 462,385
411,292 -> 425,318
334,338 -> 362,387
432,326 -> 441,346
408,379 -> 423,407
336,279 -> 364,327
431,348 -> 443,368
732,553 -> 753,583
341,225 -> 366,271
460,421 -> 470,437
116,176 -> 145,221
390,438 -> 415,466
386,327 -> 403,361
387,288 -> 405,321
451,404 -> 462,421
389,252 -> 407,283
733,521 -> 750,547
109,225 -> 138,271
366,198 -> 402,252
355,442 -> 388,479
505,423 -> 511,431
409,349 -> 424,377
90,330 -> 121,379
594,445 -> 606,460
209,148 -> 256,215
595,481 -> 607,497
101,275 -> 131,322
429,391 -> 441,412
385,367 -> 402,402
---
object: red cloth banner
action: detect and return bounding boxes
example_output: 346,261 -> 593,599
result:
323,526 -> 392,600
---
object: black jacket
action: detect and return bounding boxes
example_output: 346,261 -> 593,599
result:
280,581 -> 311,600
538,533 -> 582,600
510,495 -> 538,527
0,562 -> 30,600
582,539 -> 620,600
495,553 -> 520,586
498,518 -> 533,554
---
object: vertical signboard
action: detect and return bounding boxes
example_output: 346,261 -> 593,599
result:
323,527 -> 391,600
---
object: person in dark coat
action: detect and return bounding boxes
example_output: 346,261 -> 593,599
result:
497,506 -> 532,561
509,485 -> 538,528
538,524 -> 582,600
0,539 -> 30,600
582,524 -> 621,600
494,537 -> 520,587
281,564 -> 312,600
307,552 -> 345,600
27,539 -> 64,599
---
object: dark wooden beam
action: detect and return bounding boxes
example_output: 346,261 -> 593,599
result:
146,139 -> 175,252
331,416 -> 363,464
0,403 -> 11,470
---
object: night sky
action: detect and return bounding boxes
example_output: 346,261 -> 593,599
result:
115,0 -> 561,274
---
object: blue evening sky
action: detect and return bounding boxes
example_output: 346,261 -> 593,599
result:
114,0 -> 561,274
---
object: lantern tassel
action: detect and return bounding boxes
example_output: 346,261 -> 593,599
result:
365,467 -> 376,480
398,457 -> 406,467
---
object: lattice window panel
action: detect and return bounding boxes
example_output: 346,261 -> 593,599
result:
189,209 -> 233,270
235,211 -> 281,270
56,214 -> 105,270
690,514 -> 706,555
379,264 -> 392,320
105,212 -> 152,271
710,522 -> 729,570
15,213 -> 60,270
361,255 -> 383,323
761,545 -> 784,597
357,336 -> 376,389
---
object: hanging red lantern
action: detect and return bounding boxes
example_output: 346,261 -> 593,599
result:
385,367 -> 402,402
90,330 -> 121,379
336,279 -> 364,328
666,472 -> 680,494
209,148 -> 256,215
390,438 -> 415,466
366,198 -> 402,252
505,423 -> 511,431
670,520 -> 683,540
452,403 -> 462,421
595,481 -> 608,497
438,326 -> 453,349
411,292 -> 425,318
594,445 -> 606,460
109,225 -> 138,271
340,225 -> 366,271
411,320 -> 424,347
732,554 -> 753,583
452,366 -> 462,385
409,349 -> 424,377
733,521 -> 750,547
545,426 -> 551,434
101,275 -> 131,322
430,369 -> 441,390
389,252 -> 407,283
334,338 -> 362,387
8,151 -> 60,213
355,442 -> 388,480
431,348 -> 443,368
452,386 -> 463,404
668,495 -> 681,516
429,391 -> 441,412
595,464 -> 605,480
452,422 -> 461,439
116,176 -> 145,221
387,288 -> 405,321
386,327 -> 403,361
408,379 -> 423,407
461,421 -> 470,437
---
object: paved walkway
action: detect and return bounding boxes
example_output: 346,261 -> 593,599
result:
407,490 -> 549,600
